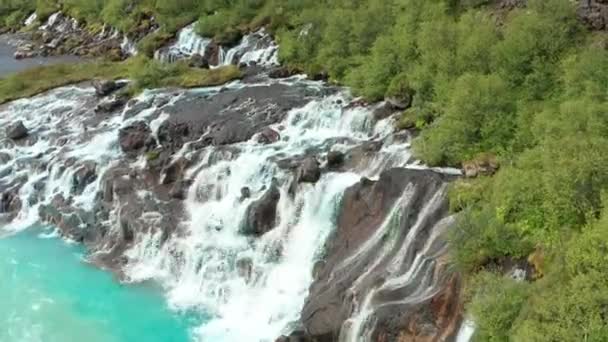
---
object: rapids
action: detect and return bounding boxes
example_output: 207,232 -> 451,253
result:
0,66 -> 461,340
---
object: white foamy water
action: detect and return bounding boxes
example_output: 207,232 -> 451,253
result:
121,89 -> 406,341
155,24 -> 278,67
0,87 -> 172,231
0,67 -> 461,341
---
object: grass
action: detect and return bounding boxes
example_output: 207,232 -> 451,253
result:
0,57 -> 242,104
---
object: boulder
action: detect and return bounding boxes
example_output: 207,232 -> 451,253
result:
161,158 -> 187,185
462,153 -> 499,178
257,127 -> 281,144
188,54 -> 209,69
326,151 -> 345,168
372,101 -> 398,121
268,66 -> 297,79
118,121 -> 153,154
297,157 -> 321,183
6,121 -> 29,140
0,190 -> 22,213
0,152 -> 11,163
386,94 -> 412,111
203,42 -> 221,66
240,187 -> 251,201
169,179 -> 193,200
72,162 -> 97,194
93,80 -> 123,97
157,121 -> 189,149
241,181 -> 281,236
95,95 -> 128,113
300,168 -> 459,341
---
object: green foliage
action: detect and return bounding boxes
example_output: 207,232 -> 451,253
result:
0,60 -> 130,104
128,56 -> 241,93
467,272 -> 530,342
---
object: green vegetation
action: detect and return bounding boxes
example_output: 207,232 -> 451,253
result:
1,0 -> 608,340
0,57 -> 241,104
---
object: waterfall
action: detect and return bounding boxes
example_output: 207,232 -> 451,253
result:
0,71 -> 460,341
120,36 -> 138,56
24,13 -> 38,26
155,24 -> 279,67
219,28 -> 279,66
155,23 -> 212,63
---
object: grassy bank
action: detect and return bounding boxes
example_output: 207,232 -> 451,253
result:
0,57 -> 241,104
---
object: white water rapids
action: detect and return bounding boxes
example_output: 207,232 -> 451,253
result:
0,71 -> 440,340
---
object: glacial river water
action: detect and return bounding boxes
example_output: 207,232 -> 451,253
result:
0,227 -> 201,342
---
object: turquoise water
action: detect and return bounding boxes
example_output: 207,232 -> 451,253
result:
0,227 -> 200,342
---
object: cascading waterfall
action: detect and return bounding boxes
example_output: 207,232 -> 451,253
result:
155,24 -> 278,67
0,69 -> 460,340
122,91 -> 407,341
155,23 -> 212,63
0,86 -> 176,231
219,28 -> 279,66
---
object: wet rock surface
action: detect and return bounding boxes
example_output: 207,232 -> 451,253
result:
299,168 -> 461,341
6,121 -> 29,140
0,59 -> 463,340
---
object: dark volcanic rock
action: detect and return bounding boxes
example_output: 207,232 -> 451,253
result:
72,162 -> 97,194
0,189 -> 22,213
240,187 -> 251,200
6,121 -> 29,140
241,181 -> 281,236
169,179 -> 193,200
119,121 -> 153,154
93,80 -> 124,97
95,95 -> 128,113
268,66 -> 298,79
257,127 -> 281,144
297,157 -> 321,183
299,168 -> 461,342
326,151 -> 345,169
161,83 -> 325,148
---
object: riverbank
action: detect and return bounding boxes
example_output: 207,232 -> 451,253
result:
0,34 -> 81,78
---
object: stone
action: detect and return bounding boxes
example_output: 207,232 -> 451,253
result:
72,162 -> 97,194
170,179 -> 193,200
95,95 -> 128,113
240,187 -> 251,200
462,154 -> 499,178
118,121 -> 153,154
6,121 -> 29,140
326,151 -> 345,168
268,66 -> 297,79
93,80 -> 123,97
257,127 -> 281,144
241,181 -> 281,236
297,157 -> 321,183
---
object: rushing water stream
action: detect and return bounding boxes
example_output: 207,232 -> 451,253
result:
0,20 -> 464,341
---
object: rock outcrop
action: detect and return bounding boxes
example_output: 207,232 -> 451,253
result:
299,168 -> 462,341
6,121 -> 28,140
241,181 -> 281,236
578,0 -> 608,30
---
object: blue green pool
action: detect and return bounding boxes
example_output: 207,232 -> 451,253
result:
0,227 -> 199,342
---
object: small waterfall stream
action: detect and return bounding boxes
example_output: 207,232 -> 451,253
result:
155,24 -> 278,67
